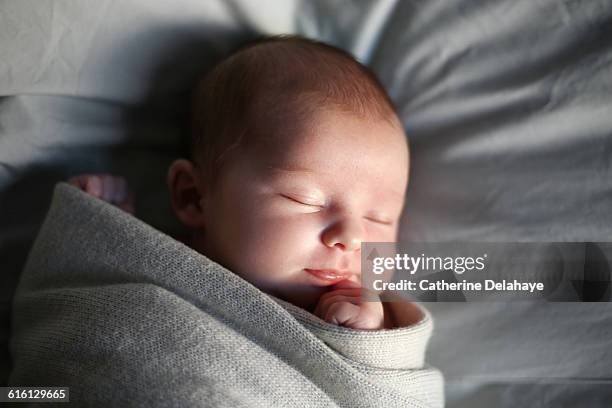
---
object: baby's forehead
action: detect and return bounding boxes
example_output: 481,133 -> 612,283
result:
246,92 -> 402,146
244,110 -> 409,187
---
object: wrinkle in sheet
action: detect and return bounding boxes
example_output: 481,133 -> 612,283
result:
32,3 -> 62,87
75,0 -> 114,97
350,0 -> 398,63
442,106 -> 612,159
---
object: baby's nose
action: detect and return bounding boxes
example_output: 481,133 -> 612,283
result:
321,219 -> 364,252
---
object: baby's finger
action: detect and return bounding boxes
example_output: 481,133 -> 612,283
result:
68,175 -> 86,189
314,294 -> 359,318
324,301 -> 361,326
317,288 -> 361,305
85,175 -> 103,198
319,287 -> 360,298
333,280 -> 361,289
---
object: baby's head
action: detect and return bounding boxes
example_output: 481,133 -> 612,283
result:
168,36 -> 409,311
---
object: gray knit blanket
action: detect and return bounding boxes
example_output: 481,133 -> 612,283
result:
9,183 -> 443,407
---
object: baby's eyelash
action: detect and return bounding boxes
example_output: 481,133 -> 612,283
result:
280,194 -> 393,223
364,216 -> 393,226
280,194 -> 325,208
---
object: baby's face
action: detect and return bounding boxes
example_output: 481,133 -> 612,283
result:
198,110 -> 409,311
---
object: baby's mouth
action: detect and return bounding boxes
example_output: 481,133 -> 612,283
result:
304,268 -> 353,286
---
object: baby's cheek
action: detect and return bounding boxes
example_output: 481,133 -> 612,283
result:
259,215 -> 320,253
238,214 -> 319,266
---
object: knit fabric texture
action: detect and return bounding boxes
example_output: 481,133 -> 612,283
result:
9,183 -> 443,407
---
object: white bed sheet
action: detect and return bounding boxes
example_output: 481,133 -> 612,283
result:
2,0 -> 611,406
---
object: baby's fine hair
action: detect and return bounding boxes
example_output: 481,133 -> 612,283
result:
190,35 -> 401,186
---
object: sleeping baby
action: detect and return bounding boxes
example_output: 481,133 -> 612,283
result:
69,35 -> 419,331
9,34 -> 444,407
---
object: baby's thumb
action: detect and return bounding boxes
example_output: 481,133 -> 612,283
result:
332,279 -> 361,290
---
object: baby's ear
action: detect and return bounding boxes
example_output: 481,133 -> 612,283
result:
167,159 -> 207,229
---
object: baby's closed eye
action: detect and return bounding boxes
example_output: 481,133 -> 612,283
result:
280,193 -> 326,208
279,192 -> 395,226
364,215 -> 393,226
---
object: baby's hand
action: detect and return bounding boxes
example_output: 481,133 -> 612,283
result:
68,174 -> 135,214
313,280 -> 385,330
